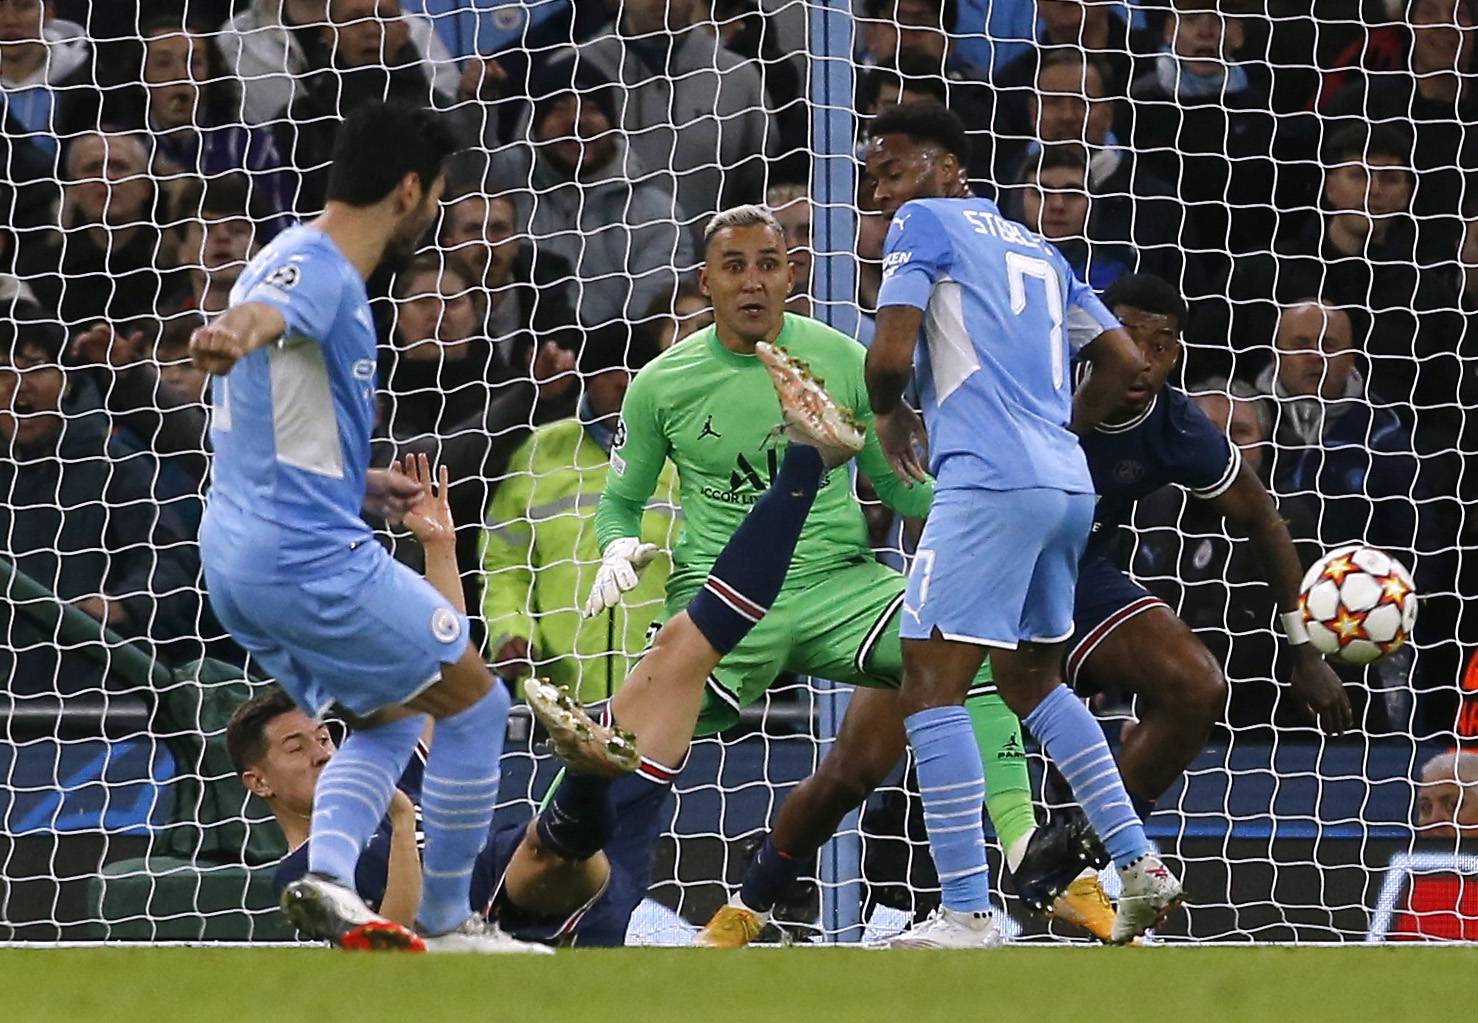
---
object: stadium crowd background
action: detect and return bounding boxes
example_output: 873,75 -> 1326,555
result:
5,0 -> 1478,942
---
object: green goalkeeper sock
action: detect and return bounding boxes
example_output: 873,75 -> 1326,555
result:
966,689 -> 1037,872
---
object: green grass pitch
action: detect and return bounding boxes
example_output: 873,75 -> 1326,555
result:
3,946 -> 1473,1023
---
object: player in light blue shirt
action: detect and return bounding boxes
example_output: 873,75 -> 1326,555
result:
191,102 -> 543,955
861,102 -> 1182,946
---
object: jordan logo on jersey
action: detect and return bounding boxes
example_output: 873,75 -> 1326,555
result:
699,415 -> 722,440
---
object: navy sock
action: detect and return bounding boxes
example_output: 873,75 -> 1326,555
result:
739,835 -> 804,914
688,444 -> 824,653
535,771 -> 614,860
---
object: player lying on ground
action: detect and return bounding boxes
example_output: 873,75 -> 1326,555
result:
1047,273 -> 1349,828
715,274 -> 1353,943
229,457 -> 659,947
574,204 -> 1105,947
862,101 -> 1179,946
190,102 -> 540,954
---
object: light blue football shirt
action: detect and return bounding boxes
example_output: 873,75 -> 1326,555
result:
200,224 -> 379,582
876,196 -> 1119,494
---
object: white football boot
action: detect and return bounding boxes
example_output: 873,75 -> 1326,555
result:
280,872 -> 425,952
419,915 -> 556,954
879,907 -> 1004,949
1111,853 -> 1183,944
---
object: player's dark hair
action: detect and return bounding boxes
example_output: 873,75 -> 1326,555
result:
1321,122 -> 1413,167
0,301 -> 66,364
226,687 -> 299,777
868,100 -> 971,166
326,103 -> 461,207
1103,274 -> 1188,331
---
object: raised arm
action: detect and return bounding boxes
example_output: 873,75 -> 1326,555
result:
187,301 -> 287,375
1213,461 -> 1352,735
1070,327 -> 1145,436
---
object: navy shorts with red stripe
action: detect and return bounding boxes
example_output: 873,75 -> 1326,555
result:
1065,553 -> 1168,689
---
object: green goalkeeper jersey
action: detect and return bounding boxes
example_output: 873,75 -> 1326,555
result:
596,313 -> 934,596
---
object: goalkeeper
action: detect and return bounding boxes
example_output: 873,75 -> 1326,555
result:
585,205 -> 1106,945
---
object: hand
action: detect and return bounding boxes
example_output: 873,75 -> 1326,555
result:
494,636 -> 531,676
875,403 -> 929,485
364,464 -> 427,526
583,537 -> 660,617
398,453 -> 455,545
70,322 -> 147,368
458,55 -> 508,101
1289,645 -> 1353,736
72,594 -> 126,627
388,788 -> 417,829
532,341 -> 576,401
189,322 -> 247,375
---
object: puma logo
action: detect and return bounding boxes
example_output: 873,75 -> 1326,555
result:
699,415 -> 722,440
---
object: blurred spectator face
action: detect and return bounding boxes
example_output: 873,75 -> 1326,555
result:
0,336 -> 64,452
1410,0 -> 1475,73
771,196 -> 813,296
1325,153 -> 1413,222
241,708 -> 336,818
1193,391 -> 1267,477
651,293 -> 714,350
700,222 -> 793,343
1021,164 -> 1090,244
586,367 -> 631,421
535,94 -> 617,177
180,207 -> 258,284
0,0 -> 43,46
394,265 -> 477,357
1165,11 -> 1243,77
1112,302 -> 1181,415
143,28 -> 209,131
154,333 -> 210,404
441,195 -> 519,287
1417,753 -> 1478,841
1275,302 -> 1356,400
866,0 -> 948,65
66,134 -> 152,228
858,210 -> 889,261
327,0 -> 412,69
1032,60 -> 1113,146
622,0 -> 693,34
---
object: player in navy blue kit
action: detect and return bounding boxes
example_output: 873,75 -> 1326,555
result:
1062,274 -> 1350,823
190,103 -> 548,954
862,102 -> 1179,947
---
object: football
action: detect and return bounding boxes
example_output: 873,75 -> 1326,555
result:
1299,545 -> 1419,665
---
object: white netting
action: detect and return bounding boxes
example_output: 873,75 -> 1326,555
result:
2,0 -> 1475,944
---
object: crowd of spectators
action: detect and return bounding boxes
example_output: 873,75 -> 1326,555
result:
0,0 -> 1473,743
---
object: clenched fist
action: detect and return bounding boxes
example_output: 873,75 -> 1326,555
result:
189,322 -> 247,374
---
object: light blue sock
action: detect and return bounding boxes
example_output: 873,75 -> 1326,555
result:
904,705 -> 992,913
307,714 -> 423,884
417,682 -> 512,935
1025,684 -> 1153,866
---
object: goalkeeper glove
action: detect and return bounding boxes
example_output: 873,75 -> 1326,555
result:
583,537 -> 660,618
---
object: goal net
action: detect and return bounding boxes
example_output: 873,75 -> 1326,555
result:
1,0 -> 1470,945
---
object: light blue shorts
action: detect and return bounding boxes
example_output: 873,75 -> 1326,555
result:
899,486 -> 1094,648
206,544 -> 469,717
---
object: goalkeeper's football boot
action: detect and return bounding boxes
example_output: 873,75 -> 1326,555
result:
1013,805 -> 1110,913
1049,872 -> 1117,943
879,907 -> 1004,950
1111,852 -> 1183,944
755,341 -> 865,468
696,897 -> 770,948
280,872 -> 425,952
525,677 -> 639,777
418,915 -> 554,955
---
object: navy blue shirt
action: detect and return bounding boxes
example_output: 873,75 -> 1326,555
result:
1080,386 -> 1240,558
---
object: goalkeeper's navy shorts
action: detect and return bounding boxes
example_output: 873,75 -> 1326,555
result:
204,541 -> 470,717
1065,553 -> 1169,688
900,485 -> 1094,648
